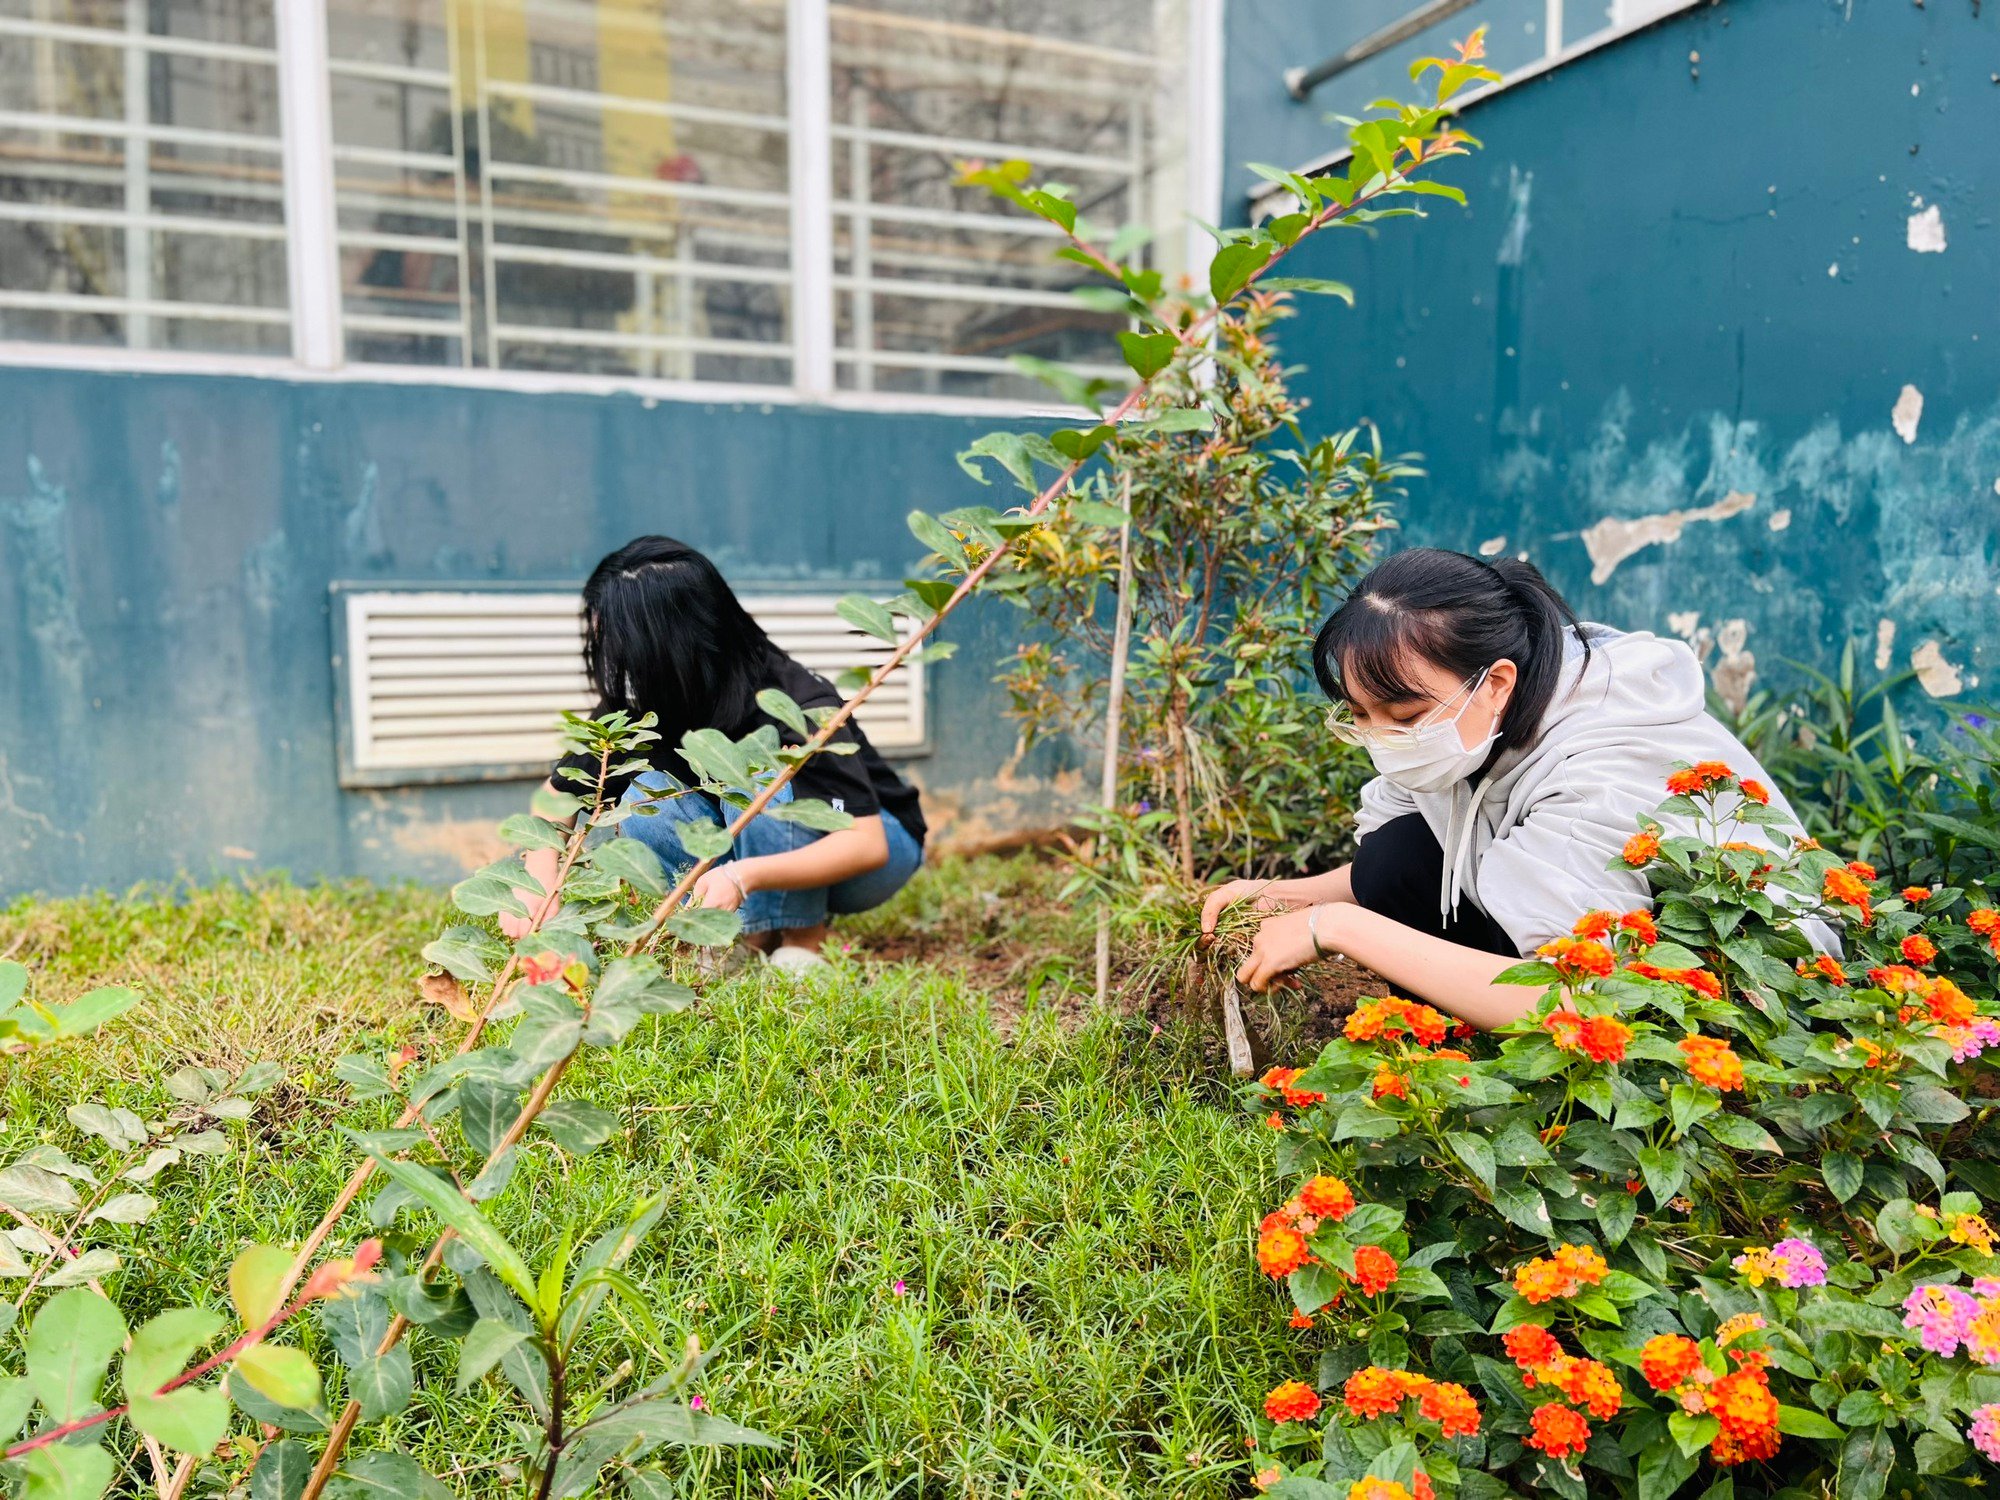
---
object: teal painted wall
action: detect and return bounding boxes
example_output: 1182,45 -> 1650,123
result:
0,373 -> 1071,894
1225,0 -> 1999,712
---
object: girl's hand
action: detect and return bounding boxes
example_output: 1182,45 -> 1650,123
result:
691,866 -> 748,912
1200,878 -> 1289,937
1237,906 -> 1336,992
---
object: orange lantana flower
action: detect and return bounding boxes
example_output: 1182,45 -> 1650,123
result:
1525,1402 -> 1592,1458
1502,1325 -> 1563,1371
1618,909 -> 1659,946
1537,936 -> 1616,982
1739,778 -> 1770,804
1297,1175 -> 1357,1222
1623,828 -> 1661,866
1639,1334 -> 1702,1392
1417,1380 -> 1482,1438
1263,1379 -> 1322,1424
1902,933 -> 1938,966
1823,866 -> 1874,924
1342,1366 -> 1409,1419
1572,910 -> 1615,939
1348,1244 -> 1400,1296
1578,1015 -> 1633,1064
1257,1223 -> 1311,1278
1678,1034 -> 1746,1092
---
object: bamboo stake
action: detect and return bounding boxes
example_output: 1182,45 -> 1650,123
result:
1094,473 -> 1136,1009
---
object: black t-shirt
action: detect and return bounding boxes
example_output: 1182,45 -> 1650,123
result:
552,653 -> 926,843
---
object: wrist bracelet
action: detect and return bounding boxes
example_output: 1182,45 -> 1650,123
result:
722,868 -> 749,902
1307,904 -> 1331,959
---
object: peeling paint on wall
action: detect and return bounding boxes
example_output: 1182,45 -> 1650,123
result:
1479,535 -> 1507,556
1893,385 -> 1924,445
1875,618 -> 1897,673
1497,167 -> 1533,267
1666,611 -> 1701,638
1907,202 -> 1947,254
1911,640 -> 1964,697
1580,489 -> 1756,584
1768,508 -> 1791,531
1710,618 -> 1757,717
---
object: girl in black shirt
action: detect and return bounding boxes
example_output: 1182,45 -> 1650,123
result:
505,536 -> 926,973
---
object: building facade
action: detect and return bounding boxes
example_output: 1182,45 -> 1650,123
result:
4,0 -> 1993,892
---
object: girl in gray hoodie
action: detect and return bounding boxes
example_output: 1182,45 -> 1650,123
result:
1201,548 -> 1829,1029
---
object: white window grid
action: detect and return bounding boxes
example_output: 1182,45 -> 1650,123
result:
0,0 -> 1225,415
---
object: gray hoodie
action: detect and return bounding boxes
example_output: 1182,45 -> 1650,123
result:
1353,624 -> 1835,955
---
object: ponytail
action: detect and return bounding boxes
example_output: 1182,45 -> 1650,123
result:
1312,548 -> 1588,757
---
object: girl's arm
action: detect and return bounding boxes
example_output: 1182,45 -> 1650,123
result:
733,816 -> 889,895
1235,902 -> 1536,1031
501,781 -> 569,940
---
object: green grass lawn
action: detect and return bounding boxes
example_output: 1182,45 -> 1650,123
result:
1,867 -> 1300,1498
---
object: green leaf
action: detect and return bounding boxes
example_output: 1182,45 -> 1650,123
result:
590,838 -> 668,898
1702,1113 -> 1781,1153
53,986 -> 139,1038
1491,1177 -> 1553,1235
1637,1144 -> 1688,1205
1777,1405 -> 1845,1439
65,1103 -> 148,1151
1116,330 -> 1176,380
0,1376 -> 31,1442
1823,1151 -> 1865,1204
355,1143 -> 537,1305
22,1443 -> 115,1500
536,1100 -> 618,1156
25,1286 -> 126,1424
497,813 -> 569,851
230,1244 -> 292,1331
1835,1424 -> 1893,1500
251,1439 -> 313,1500
457,1077 -> 521,1160
1597,1188 -> 1639,1247
1445,1131 -> 1495,1189
125,1307 -> 228,1453
665,905 -> 742,949
1636,1436 -> 1701,1500
907,510 -> 968,571
550,1395 -> 778,1494
1050,425 -> 1114,463
835,594 -> 899,644
231,1344 -> 322,1410
1257,276 -> 1356,303
348,1352 -> 413,1422
456,1318 -> 532,1392
754,688 -> 810,736
0,1163 -> 81,1216
323,1451 -> 455,1500
1208,240 -> 1270,303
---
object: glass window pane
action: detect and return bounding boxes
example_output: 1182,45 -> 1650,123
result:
830,0 -> 1189,402
327,0 -> 793,384
0,0 -> 289,354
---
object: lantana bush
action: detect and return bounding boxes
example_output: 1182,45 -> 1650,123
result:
1244,764 -> 2000,1500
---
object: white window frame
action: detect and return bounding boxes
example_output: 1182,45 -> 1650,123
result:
0,0 -> 1225,419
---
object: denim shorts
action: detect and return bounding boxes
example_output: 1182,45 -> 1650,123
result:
618,770 -> 924,935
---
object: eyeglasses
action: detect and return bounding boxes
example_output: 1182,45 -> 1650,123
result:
1324,667 -> 1490,748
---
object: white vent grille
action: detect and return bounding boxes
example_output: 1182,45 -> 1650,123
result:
337,589 -> 927,785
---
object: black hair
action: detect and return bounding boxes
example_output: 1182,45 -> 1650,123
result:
1311,548 -> 1587,758
581,536 -> 782,767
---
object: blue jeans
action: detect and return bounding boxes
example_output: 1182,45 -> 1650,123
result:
618,771 -> 924,936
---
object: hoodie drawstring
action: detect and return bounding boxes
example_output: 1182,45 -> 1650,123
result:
1439,778 -> 1487,921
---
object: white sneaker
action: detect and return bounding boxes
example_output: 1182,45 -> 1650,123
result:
767,944 -> 831,976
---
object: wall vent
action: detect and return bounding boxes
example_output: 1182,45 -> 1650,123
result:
334,587 -> 927,788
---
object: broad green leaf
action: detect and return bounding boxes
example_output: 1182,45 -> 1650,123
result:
1050,425 -> 1113,463
589,838 -> 668,898
1822,1152 -> 1865,1204
251,1439 -> 313,1500
496,813 -> 568,851
665,905 -> 742,949
762,798 -> 854,832
1445,1131 -> 1495,1188
536,1100 -> 619,1156
65,1104 -> 147,1151
25,1286 -> 126,1423
348,1352 -> 413,1422
1777,1405 -> 1844,1439
23,1442 -> 115,1500
0,1163 -> 82,1216
0,961 -> 24,1010
323,1450 -> 455,1500
230,1244 -> 292,1330
0,1376 -> 31,1441
456,1077 -> 521,1160
1116,330 -> 1176,380
1636,1434 -> 1701,1500
1208,240 -> 1270,303
456,1318 -> 533,1392
906,510 -> 968,571
1597,1188 -> 1639,1247
1702,1114 -> 1780,1153
835,594 -> 899,644
44,1248 -> 121,1287
1836,1424 -> 1893,1500
754,688 -> 810,736
54,986 -> 139,1038
231,1344 -> 322,1410
1491,1177 -> 1552,1235
356,1144 -> 536,1305
124,1306 -> 224,1396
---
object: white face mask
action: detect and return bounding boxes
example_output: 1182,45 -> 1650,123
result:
1339,669 -> 1500,794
